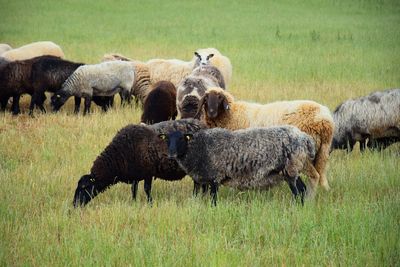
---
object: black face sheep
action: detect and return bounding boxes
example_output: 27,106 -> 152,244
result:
141,81 -> 177,124
176,65 -> 226,119
332,88 -> 400,152
160,126 -> 316,206
51,61 -> 135,115
73,119 -> 207,207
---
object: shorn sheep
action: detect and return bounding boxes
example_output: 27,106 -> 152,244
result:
73,119 -> 207,207
0,41 -> 64,61
51,61 -> 135,115
0,44 -> 12,55
141,81 -> 177,124
177,65 -> 226,119
332,88 -> 400,151
161,126 -> 315,205
197,87 -> 334,195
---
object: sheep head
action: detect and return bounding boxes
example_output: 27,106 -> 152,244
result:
159,131 -> 192,159
194,51 -> 214,67
73,174 -> 100,207
51,91 -> 71,111
197,89 -> 230,119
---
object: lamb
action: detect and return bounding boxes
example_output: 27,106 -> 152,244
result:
192,48 -> 232,86
51,60 -> 135,115
196,87 -> 334,195
0,44 -> 12,55
331,88 -> 400,151
73,119 -> 207,207
141,81 -> 177,124
176,65 -> 226,119
161,126 -> 315,205
0,41 -> 64,61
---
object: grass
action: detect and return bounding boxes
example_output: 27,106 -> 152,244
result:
1,0 -> 399,266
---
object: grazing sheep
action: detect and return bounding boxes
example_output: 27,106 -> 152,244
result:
146,58 -> 194,87
176,65 -> 226,119
161,126 -> 315,205
332,88 -> 400,152
192,48 -> 232,86
196,87 -> 334,195
51,61 -> 135,115
141,81 -> 177,124
0,44 -> 12,55
1,41 -> 64,61
73,119 -> 207,207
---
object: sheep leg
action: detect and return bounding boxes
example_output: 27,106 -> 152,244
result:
359,140 -> 366,152
210,180 -> 218,206
83,95 -> 92,116
314,143 -> 331,191
11,95 -> 20,115
28,94 -> 36,116
74,96 -> 81,114
131,180 -> 139,200
193,181 -> 201,196
296,177 -> 307,205
0,96 -> 9,111
304,160 -> 320,198
144,177 -> 153,204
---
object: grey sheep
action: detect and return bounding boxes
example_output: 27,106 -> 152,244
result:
332,88 -> 400,151
176,65 -> 226,119
160,125 -> 316,205
73,119 -> 207,207
51,60 -> 135,115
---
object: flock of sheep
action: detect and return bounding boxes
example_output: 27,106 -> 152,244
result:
1,41 -> 399,206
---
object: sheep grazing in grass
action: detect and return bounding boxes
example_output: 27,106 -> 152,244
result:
0,44 -> 12,55
177,65 -> 226,119
1,41 -> 64,61
332,88 -> 400,152
73,119 -> 207,207
141,81 -> 177,124
160,126 -> 315,205
196,87 -> 334,196
51,61 -> 135,115
192,48 -> 232,86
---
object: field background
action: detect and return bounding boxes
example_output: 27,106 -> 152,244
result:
1,0 -> 399,266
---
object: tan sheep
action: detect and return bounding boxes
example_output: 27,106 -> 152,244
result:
0,44 -> 12,55
197,87 -> 334,195
1,41 -> 64,61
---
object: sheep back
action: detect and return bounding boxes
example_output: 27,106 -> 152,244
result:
1,41 -> 64,61
0,44 -> 12,55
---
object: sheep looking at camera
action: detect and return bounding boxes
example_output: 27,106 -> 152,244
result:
161,126 -> 315,205
177,65 -> 226,119
332,88 -> 400,151
197,87 -> 334,195
1,41 -> 64,61
51,60 -> 135,115
73,119 -> 207,207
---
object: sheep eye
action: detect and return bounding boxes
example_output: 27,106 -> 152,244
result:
184,134 -> 192,141
159,134 -> 167,140
57,95 -> 61,98
90,178 -> 95,182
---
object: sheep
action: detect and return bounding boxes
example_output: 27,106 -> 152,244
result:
141,81 -> 177,124
0,44 -> 12,55
101,54 -> 151,105
73,119 -> 207,207
160,125 -> 315,205
51,60 -> 135,115
196,87 -> 334,196
0,41 -> 64,61
331,88 -> 400,152
176,65 -> 226,119
192,48 -> 232,86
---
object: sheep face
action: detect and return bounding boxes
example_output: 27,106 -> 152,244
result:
73,174 -> 99,207
199,91 -> 229,119
51,91 -> 70,111
194,51 -> 214,66
159,131 -> 192,159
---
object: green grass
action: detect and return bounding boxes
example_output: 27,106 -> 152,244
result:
1,0 -> 399,266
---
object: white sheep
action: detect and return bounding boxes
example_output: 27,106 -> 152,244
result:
51,60 -> 135,115
0,44 -> 12,55
1,41 -> 64,61
197,87 -> 335,196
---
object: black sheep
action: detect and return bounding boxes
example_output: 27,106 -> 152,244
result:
73,119 -> 207,207
141,81 -> 177,124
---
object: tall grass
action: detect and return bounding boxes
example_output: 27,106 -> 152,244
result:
1,0 -> 399,266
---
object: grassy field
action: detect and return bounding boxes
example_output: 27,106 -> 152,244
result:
1,0 -> 399,266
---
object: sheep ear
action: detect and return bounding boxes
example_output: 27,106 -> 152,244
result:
222,97 -> 229,110
184,134 -> 193,141
194,52 -> 200,59
207,54 -> 214,60
158,134 -> 167,140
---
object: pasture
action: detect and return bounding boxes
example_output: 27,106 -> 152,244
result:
1,0 -> 399,266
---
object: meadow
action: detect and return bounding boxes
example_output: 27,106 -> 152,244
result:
0,0 -> 399,266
